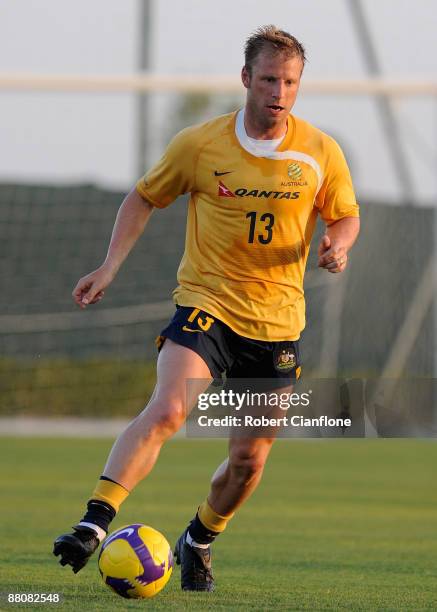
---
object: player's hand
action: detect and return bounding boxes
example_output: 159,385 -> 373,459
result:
72,265 -> 115,309
317,235 -> 347,273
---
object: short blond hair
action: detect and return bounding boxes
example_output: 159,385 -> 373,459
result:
244,25 -> 306,75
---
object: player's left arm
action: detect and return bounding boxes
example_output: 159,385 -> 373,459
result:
317,216 -> 360,273
316,135 -> 360,273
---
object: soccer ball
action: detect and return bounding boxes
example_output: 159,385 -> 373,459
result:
98,523 -> 173,599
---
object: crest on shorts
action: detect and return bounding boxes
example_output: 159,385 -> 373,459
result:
275,349 -> 296,372
287,163 -> 302,180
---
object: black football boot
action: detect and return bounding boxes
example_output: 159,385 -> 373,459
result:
53,525 -> 100,573
174,528 -> 214,592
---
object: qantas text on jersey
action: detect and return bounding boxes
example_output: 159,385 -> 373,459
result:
233,187 -> 300,199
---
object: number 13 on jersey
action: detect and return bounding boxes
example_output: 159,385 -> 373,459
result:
246,211 -> 275,244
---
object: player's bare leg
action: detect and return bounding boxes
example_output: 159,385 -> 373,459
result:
102,339 -> 212,489
208,436 -> 275,514
54,339 -> 212,573
208,386 -> 293,515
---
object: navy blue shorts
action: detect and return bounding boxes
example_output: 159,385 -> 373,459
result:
156,306 -> 301,383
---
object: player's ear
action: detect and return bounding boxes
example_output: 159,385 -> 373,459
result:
241,65 -> 251,89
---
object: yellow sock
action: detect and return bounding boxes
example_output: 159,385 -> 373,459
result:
91,478 -> 130,513
198,499 -> 234,533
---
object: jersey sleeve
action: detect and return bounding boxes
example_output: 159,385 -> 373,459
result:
136,127 -> 198,208
315,137 -> 359,224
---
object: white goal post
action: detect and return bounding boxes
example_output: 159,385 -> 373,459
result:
0,73 -> 436,95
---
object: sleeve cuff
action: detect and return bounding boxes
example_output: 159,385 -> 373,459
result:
135,180 -> 166,209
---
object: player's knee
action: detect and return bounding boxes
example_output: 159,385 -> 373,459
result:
145,397 -> 186,439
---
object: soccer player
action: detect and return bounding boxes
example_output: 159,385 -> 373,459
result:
54,25 -> 360,591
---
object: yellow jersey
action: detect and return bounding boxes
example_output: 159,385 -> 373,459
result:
136,110 -> 359,341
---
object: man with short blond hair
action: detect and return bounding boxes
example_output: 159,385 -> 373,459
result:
244,24 -> 307,70
54,25 -> 359,592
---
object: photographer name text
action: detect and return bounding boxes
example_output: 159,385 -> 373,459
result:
197,415 -> 352,428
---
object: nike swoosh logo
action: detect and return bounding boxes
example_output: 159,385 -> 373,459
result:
182,325 -> 202,333
104,527 -> 134,546
214,170 -> 234,176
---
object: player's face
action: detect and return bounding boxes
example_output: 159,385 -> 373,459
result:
242,51 -> 303,136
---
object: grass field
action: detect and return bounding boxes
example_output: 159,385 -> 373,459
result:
1,437 -> 436,611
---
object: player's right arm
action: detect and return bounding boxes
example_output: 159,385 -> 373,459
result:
73,126 -> 198,309
72,188 -> 154,309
